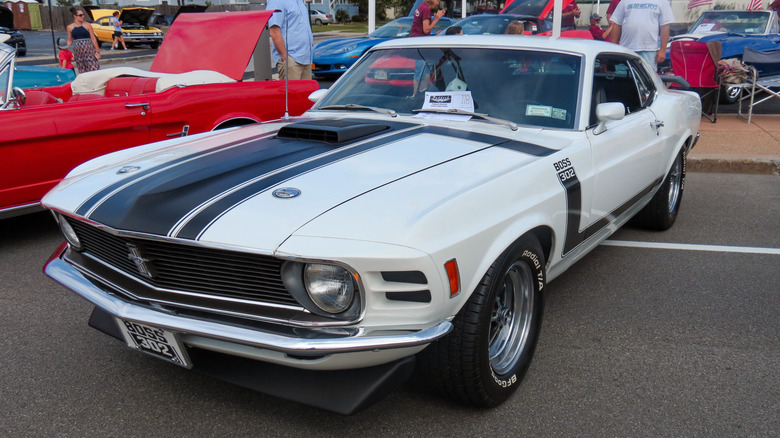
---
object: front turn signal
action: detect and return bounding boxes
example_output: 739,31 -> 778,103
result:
445,259 -> 460,298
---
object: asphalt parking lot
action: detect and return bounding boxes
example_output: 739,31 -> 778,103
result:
1,172 -> 778,436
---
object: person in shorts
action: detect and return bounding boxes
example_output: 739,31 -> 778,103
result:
111,11 -> 128,51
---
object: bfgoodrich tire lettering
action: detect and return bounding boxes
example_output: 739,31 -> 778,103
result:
418,234 -> 545,407
634,147 -> 686,231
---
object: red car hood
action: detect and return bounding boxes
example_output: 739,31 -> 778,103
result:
501,0 -> 575,20
151,10 -> 274,81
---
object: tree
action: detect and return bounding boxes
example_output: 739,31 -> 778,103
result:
55,0 -> 74,6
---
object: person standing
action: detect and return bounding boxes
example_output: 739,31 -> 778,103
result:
110,11 -> 128,51
267,0 -> 314,80
66,7 -> 100,74
561,0 -> 581,30
410,0 -> 446,37
609,0 -> 674,71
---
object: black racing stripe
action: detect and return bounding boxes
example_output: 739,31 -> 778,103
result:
74,135 -> 270,217
88,120 -> 418,235
175,127 -> 426,239
181,125 -> 556,240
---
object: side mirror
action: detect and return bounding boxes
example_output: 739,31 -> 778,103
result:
11,87 -> 27,107
593,102 -> 625,135
660,75 -> 690,89
308,88 -> 328,103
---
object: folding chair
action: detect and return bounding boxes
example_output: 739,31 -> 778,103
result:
737,47 -> 780,124
670,40 -> 721,123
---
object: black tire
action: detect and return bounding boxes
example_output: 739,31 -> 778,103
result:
633,148 -> 686,230
315,19 -> 323,25
720,84 -> 741,105
418,234 -> 545,407
150,43 -> 159,49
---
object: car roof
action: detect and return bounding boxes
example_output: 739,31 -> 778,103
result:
150,10 -> 274,81
372,34 -> 630,57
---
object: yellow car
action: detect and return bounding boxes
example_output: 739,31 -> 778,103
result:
86,7 -> 164,49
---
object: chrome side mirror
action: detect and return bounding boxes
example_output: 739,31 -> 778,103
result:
593,102 -> 625,135
308,88 -> 328,103
11,87 -> 27,107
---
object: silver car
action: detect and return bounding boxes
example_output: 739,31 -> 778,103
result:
310,9 -> 335,25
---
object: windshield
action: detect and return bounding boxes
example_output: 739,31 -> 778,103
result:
316,47 -> 582,129
454,15 -> 541,34
0,51 -> 12,109
369,18 -> 450,38
501,0 -> 551,17
689,11 -> 770,34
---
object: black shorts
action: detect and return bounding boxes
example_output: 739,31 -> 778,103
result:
113,31 -> 122,37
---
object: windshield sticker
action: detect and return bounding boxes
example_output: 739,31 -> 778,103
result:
421,91 -> 475,112
526,105 -> 567,121
694,22 -> 715,33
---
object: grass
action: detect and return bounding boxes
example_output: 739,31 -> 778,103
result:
312,20 -> 392,33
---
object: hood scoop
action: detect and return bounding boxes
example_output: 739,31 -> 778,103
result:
277,120 -> 390,144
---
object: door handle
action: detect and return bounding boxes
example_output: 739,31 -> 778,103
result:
124,103 -> 150,111
651,120 -> 664,135
166,125 -> 190,138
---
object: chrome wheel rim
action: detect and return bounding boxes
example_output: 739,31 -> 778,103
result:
725,85 -> 742,101
667,155 -> 682,213
489,260 -> 534,375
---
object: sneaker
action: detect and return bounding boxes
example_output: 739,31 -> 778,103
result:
124,48 -> 129,51
110,48 -> 116,51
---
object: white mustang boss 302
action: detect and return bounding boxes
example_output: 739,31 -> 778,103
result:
43,36 -> 701,414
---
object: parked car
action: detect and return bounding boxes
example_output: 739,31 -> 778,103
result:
664,10 -> 780,103
0,11 -> 318,219
86,7 -> 164,49
0,5 -> 25,56
42,35 -> 701,414
447,13 -> 552,35
500,0 -> 576,19
312,16 -> 455,77
149,4 -> 209,29
13,64 -> 76,89
310,9 -> 336,25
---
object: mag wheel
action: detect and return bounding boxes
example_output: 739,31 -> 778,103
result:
418,234 -> 545,407
634,148 -> 686,230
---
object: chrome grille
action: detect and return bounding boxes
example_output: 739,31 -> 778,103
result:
67,219 -> 298,307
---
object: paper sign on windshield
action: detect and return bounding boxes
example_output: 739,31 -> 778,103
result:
421,91 -> 475,113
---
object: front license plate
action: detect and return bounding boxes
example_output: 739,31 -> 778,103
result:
117,319 -> 191,368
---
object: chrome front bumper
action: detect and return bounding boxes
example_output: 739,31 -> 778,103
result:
44,247 -> 452,357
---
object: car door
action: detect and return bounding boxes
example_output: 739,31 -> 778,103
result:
0,96 -> 152,210
587,54 -> 666,221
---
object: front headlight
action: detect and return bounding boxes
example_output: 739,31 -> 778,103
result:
281,261 -> 360,320
304,263 -> 354,313
57,215 -> 82,251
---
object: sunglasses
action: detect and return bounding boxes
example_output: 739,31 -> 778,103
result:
75,13 -> 84,17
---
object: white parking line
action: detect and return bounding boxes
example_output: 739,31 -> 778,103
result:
602,240 -> 780,255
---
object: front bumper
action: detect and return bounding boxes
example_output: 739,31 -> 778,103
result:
44,244 -> 452,367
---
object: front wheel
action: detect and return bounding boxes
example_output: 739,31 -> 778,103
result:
418,234 -> 545,407
633,148 -> 686,230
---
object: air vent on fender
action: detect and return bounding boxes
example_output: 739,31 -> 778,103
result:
277,120 -> 390,143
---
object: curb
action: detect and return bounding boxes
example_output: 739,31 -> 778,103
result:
688,156 -> 780,175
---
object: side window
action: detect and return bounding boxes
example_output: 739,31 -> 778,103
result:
590,55 -> 645,126
628,58 -> 657,107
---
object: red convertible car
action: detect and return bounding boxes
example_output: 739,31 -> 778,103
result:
0,10 -> 318,219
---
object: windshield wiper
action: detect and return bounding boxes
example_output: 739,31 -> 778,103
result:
319,104 -> 397,118
412,108 -> 518,131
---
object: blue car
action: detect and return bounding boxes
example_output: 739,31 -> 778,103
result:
14,65 -> 76,89
312,16 -> 455,77
665,9 -> 780,102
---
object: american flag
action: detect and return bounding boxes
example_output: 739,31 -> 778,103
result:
688,0 -> 713,9
747,0 -> 763,10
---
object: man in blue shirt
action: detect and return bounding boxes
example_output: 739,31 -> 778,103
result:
267,0 -> 314,80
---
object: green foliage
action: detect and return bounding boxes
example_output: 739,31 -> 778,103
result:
336,9 -> 351,23
351,14 -> 365,22
80,0 -> 92,5
55,0 -> 74,6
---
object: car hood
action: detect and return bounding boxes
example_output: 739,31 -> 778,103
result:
0,6 -> 13,29
314,37 -> 382,55
500,0 -> 575,20
150,10 -> 272,80
120,7 -> 155,25
84,8 -> 118,21
172,4 -> 208,23
42,117 -> 549,251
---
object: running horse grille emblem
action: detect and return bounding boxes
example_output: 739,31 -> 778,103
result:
126,243 -> 153,279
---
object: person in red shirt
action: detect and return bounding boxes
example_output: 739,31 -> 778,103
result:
57,37 -> 74,71
605,0 -> 621,41
410,0 -> 446,37
588,13 -> 613,41
562,0 -> 581,30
